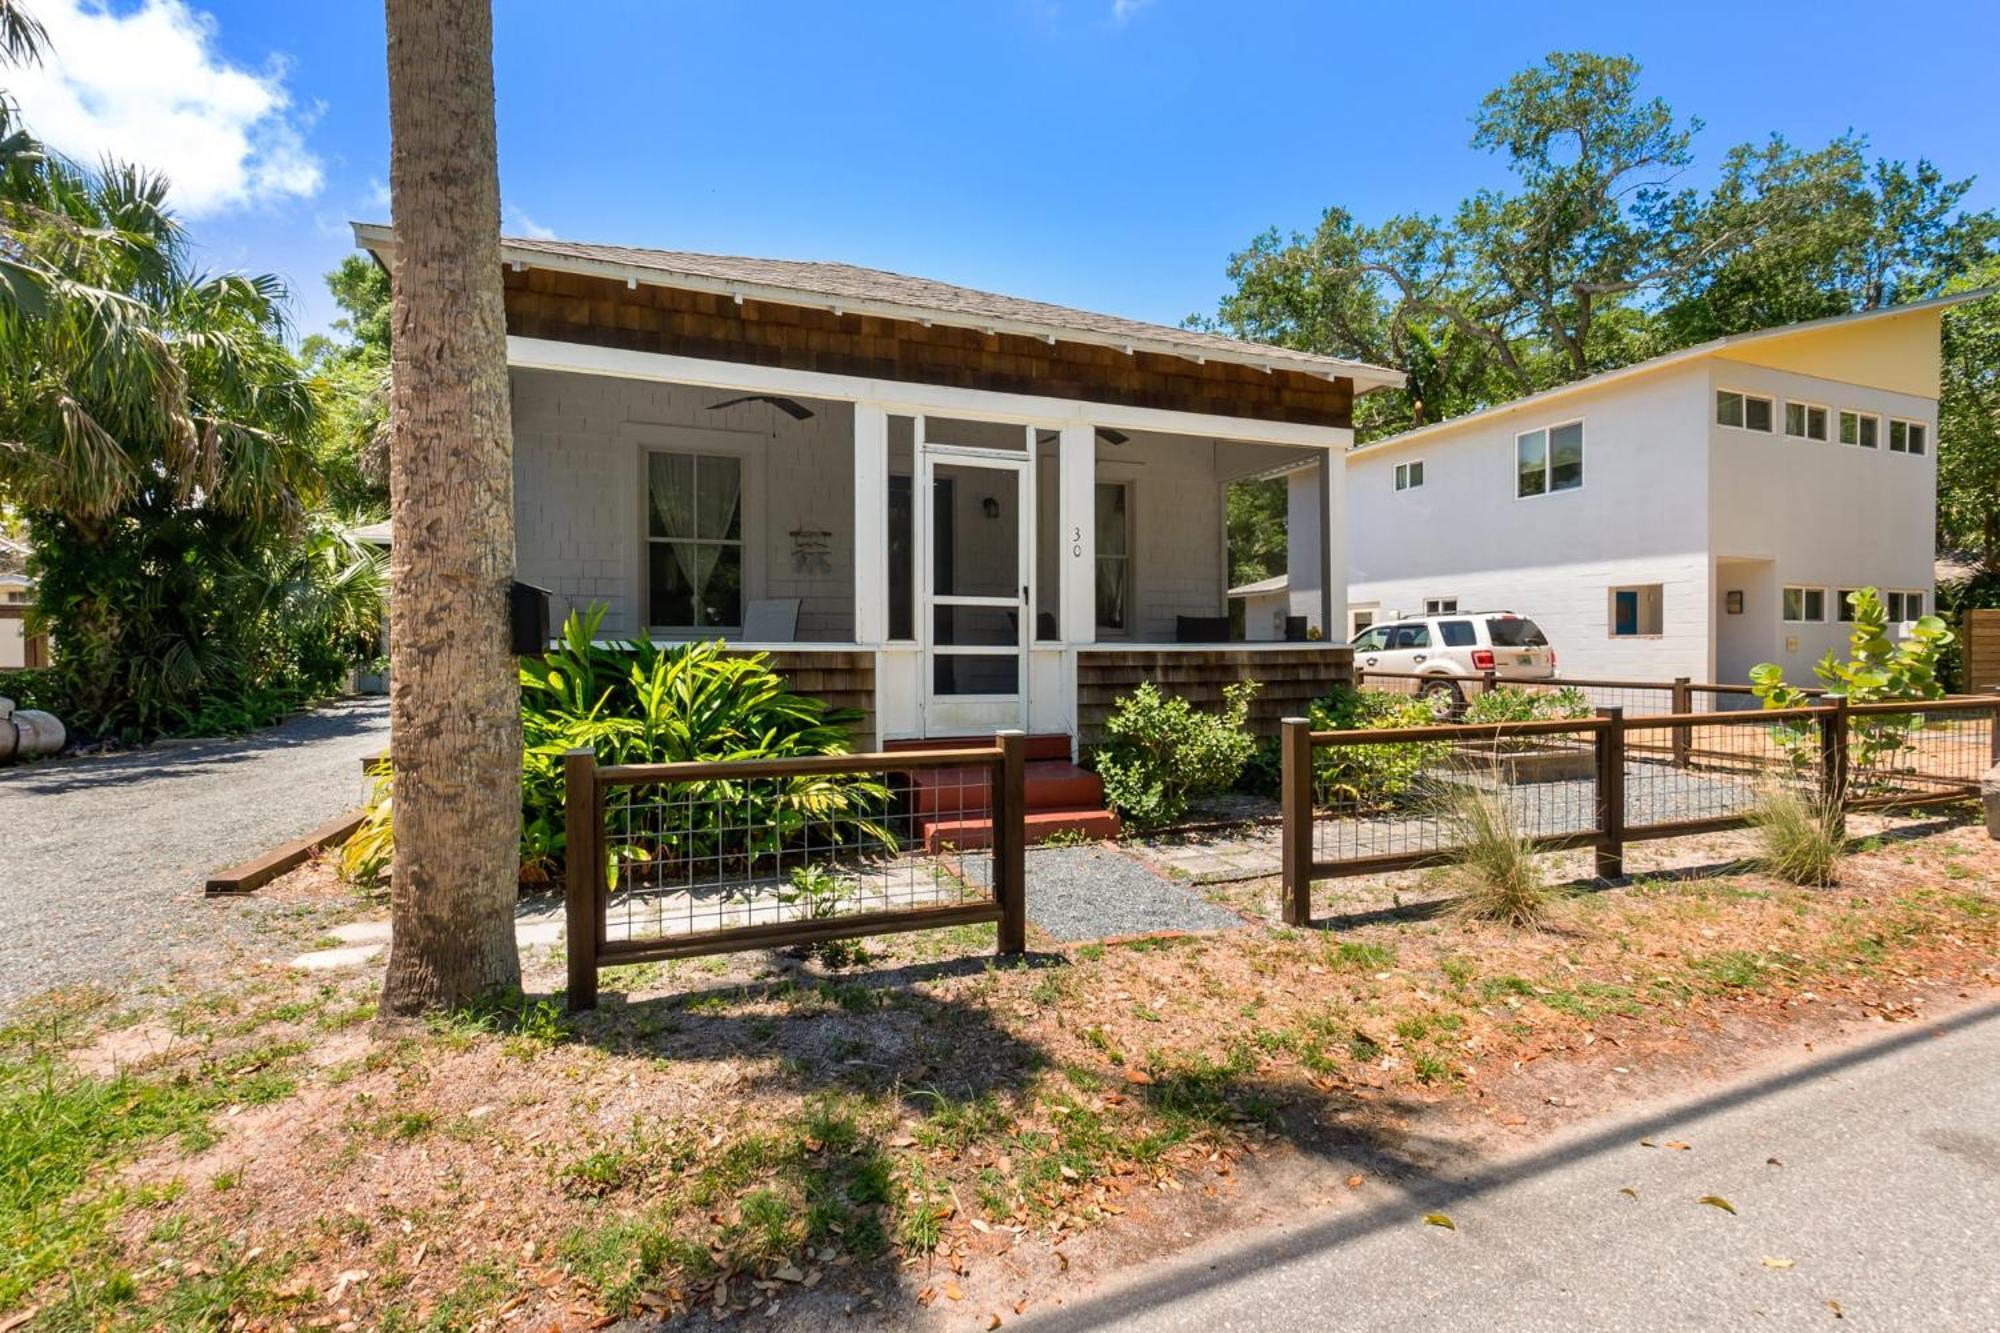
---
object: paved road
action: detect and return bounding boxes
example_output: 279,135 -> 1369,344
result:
0,698 -> 388,1016
1031,1002 -> 2000,1332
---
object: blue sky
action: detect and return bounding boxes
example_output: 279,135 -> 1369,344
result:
16,1 -> 1999,340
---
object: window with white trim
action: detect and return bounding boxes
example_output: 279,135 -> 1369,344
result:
1782,585 -> 1827,623
647,451 -> 743,630
1608,584 -> 1663,637
1784,401 -> 1829,441
1838,410 -> 1880,449
1394,460 -> 1424,491
1516,420 -> 1583,497
1886,589 -> 1926,622
1424,597 -> 1458,615
1716,390 -> 1774,432
1889,419 -> 1928,455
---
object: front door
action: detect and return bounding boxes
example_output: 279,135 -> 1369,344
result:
921,445 -> 1030,735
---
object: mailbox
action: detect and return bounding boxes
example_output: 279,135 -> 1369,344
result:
510,581 -> 551,657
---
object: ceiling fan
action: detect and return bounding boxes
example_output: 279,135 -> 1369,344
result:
708,394 -> 815,421
1035,427 -> 1130,447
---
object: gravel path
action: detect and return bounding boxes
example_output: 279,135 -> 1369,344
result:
1024,845 -> 1244,942
0,697 -> 388,1016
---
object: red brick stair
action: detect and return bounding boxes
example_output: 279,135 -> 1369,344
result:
886,734 -> 1122,851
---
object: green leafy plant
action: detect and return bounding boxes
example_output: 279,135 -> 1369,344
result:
1307,687 -> 1451,809
1092,681 -> 1259,829
1462,684 -> 1591,725
1750,586 -> 1955,780
1747,783 -> 1844,887
340,763 -> 395,891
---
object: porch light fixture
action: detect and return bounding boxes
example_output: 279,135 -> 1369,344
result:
982,496 -> 1001,519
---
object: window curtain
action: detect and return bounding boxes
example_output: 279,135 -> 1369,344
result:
649,454 -> 742,623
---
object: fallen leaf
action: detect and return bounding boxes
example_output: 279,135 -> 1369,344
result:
1639,1138 -> 1658,1148
1618,1187 -> 1638,1200
982,1315 -> 1002,1330
1124,1070 -> 1154,1085
772,1264 -> 804,1283
1422,1212 -> 1456,1231
1761,1257 -> 1794,1269
1665,1141 -> 1692,1152
1698,1195 -> 1737,1214
1345,1174 -> 1365,1189
943,1282 -> 964,1302
1826,1298 -> 1843,1317
1768,1157 -> 1783,1167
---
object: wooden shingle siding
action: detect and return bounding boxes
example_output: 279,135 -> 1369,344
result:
502,268 -> 1353,429
1965,609 -> 2000,694
1076,648 -> 1355,744
765,650 -> 875,742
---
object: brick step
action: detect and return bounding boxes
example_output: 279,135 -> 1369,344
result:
910,759 -> 1104,817
920,807 -> 1123,854
884,733 -> 1073,762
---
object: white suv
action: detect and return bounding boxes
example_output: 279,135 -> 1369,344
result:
1350,611 -> 1558,708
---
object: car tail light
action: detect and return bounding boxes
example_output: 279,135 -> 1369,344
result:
1471,649 -> 1495,671
1549,649 -> 1558,670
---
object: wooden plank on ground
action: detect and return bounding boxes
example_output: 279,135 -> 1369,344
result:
205,809 -> 367,897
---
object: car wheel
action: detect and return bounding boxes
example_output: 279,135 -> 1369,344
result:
1421,680 -> 1464,719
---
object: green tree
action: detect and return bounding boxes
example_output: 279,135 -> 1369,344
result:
303,254 -> 394,516
1937,261 -> 2000,570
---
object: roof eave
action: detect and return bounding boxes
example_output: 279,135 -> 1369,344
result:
351,221 -> 1406,395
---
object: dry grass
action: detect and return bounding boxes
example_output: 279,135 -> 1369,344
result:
6,816 -> 1997,1329
1749,782 -> 1846,886
1436,782 -> 1550,927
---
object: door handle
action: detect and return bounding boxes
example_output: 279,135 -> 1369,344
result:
1413,654 -> 1427,663
1364,656 -> 1377,666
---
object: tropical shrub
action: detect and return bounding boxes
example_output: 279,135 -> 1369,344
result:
352,606 -> 891,890
1750,586 -> 1954,780
1307,686 -> 1452,809
1093,681 -> 1259,829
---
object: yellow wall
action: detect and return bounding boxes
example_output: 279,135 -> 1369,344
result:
1713,307 -> 1944,398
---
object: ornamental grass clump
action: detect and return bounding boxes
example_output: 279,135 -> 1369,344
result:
1439,781 -> 1550,928
1748,782 -> 1844,887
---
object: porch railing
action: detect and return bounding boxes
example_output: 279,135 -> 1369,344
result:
563,734 -> 1028,1010
1279,696 -> 2000,925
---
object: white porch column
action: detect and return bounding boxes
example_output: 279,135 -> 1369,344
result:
1057,423 -> 1095,644
852,401 -> 888,645
1319,449 -> 1345,640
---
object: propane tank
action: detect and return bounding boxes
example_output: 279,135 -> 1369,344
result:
0,697 -> 63,762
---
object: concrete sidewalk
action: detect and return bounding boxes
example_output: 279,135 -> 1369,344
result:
1029,1001 -> 2000,1332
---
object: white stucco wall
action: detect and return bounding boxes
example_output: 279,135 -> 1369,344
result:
510,368 -> 857,640
1345,364 -> 1715,679
1704,361 -> 1937,684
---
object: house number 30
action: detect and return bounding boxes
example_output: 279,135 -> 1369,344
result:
1071,526 -> 1082,557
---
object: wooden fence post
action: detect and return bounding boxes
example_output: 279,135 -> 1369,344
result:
1594,707 -> 1626,881
1280,717 -> 1315,926
1671,676 -> 1692,768
1988,687 -> 2000,766
1481,668 -> 1498,698
994,730 -> 1027,955
1818,695 -> 1850,834
564,747 -> 601,1013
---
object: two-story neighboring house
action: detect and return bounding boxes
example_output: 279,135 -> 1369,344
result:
1337,294 -> 1983,685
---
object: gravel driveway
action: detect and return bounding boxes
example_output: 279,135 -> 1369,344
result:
0,697 -> 388,1016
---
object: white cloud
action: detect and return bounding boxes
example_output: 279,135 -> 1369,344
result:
507,206 -> 558,240
7,0 -> 324,217
1111,0 -> 1155,21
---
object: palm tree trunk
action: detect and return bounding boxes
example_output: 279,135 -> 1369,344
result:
379,0 -> 522,1015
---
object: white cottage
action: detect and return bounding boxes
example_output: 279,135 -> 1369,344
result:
353,226 -> 1401,759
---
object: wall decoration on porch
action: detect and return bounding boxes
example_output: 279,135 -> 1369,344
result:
789,526 -> 834,575
1726,590 -> 1744,615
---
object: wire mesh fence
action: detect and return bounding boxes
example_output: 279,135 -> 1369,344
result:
1279,695 -> 2000,922
1845,698 -> 2000,809
563,741 -> 1026,1009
